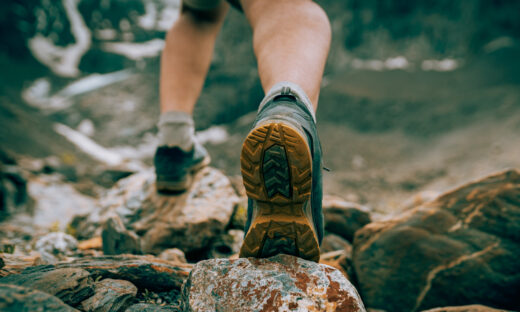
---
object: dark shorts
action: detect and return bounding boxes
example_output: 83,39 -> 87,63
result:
183,0 -> 242,11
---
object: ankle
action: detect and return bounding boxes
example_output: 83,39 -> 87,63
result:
157,111 -> 196,151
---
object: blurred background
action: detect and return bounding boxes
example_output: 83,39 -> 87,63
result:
1,0 -> 520,220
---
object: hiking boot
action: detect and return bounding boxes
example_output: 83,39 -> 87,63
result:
239,92 -> 323,262
154,141 -> 211,192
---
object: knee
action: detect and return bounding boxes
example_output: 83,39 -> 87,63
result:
301,2 -> 331,42
181,2 -> 228,25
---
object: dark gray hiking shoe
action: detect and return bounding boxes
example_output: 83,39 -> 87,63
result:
154,141 -> 210,192
239,94 -> 323,262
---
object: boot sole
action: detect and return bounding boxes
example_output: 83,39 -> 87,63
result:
239,121 -> 320,262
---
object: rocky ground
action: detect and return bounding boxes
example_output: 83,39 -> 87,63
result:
1,0 -> 520,311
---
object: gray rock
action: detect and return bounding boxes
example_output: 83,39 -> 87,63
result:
0,268 -> 94,306
182,254 -> 366,312
102,215 -> 141,255
81,279 -> 137,312
22,255 -> 191,292
35,232 -> 78,263
321,233 -> 352,254
78,168 -> 239,255
323,196 -> 371,242
158,248 -> 187,263
353,169 -> 520,312
0,283 -> 78,312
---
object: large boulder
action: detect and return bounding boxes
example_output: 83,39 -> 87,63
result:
323,196 -> 371,242
353,169 -> 520,312
74,167 -> 239,257
182,254 -> 366,312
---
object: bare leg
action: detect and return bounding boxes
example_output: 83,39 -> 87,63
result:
160,2 -> 229,114
241,0 -> 331,110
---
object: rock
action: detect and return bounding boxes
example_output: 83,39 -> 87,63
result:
323,196 -> 371,242
78,167 -> 239,256
125,303 -> 180,311
207,229 -> 244,259
102,215 -> 141,255
353,170 -> 520,312
320,249 -> 355,282
81,278 -> 137,312
0,267 -> 94,306
0,283 -> 79,312
181,254 -> 366,311
0,161 -> 31,220
22,255 -> 191,292
420,305 -> 510,312
321,233 -> 352,254
35,232 -> 78,263
159,248 -> 187,263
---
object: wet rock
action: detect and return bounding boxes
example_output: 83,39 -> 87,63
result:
323,196 -> 371,242
0,283 -> 78,312
181,254 -> 366,311
35,232 -> 78,263
102,215 -> 141,255
81,278 -> 137,312
159,248 -> 187,263
420,305 -> 510,312
80,167 -> 239,255
321,233 -> 352,254
0,268 -> 94,306
353,170 -> 520,312
22,255 -> 191,292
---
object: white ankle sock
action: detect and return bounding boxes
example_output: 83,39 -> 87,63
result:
157,111 -> 195,152
258,81 -> 316,122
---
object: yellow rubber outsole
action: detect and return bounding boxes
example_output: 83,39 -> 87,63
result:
239,122 -> 320,262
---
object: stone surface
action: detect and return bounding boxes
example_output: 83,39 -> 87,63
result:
0,157 -> 31,220
0,267 -> 94,306
0,283 -> 78,312
81,278 -> 137,312
353,170 -> 520,312
77,167 -> 239,255
420,305 -> 511,312
159,248 -> 187,263
21,255 -> 192,292
35,232 -> 78,263
323,196 -> 371,242
182,254 -> 366,312
102,215 -> 141,255
321,233 -> 352,254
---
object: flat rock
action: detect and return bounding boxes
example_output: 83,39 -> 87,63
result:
182,254 -> 366,312
0,267 -> 94,306
0,283 -> 78,312
81,278 -> 137,312
323,196 -> 371,242
353,170 -> 520,312
21,255 -> 191,292
80,167 -> 239,255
